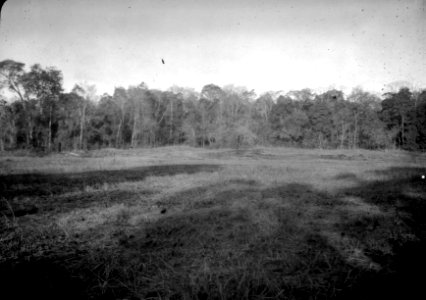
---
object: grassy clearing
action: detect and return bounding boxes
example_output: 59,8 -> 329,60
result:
0,146 -> 425,299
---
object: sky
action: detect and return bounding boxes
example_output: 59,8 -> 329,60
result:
0,0 -> 425,96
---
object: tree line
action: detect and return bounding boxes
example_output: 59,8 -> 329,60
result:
1,59 -> 426,152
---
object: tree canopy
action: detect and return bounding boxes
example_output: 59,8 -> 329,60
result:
1,59 -> 425,152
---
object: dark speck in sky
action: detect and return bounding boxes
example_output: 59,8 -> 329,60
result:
1,0 -> 423,94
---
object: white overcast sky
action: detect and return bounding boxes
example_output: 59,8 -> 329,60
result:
0,0 -> 425,95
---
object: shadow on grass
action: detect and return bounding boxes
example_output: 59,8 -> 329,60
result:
0,257 -> 89,300
0,164 -> 220,216
1,166 -> 426,299
334,172 -> 359,181
0,164 -> 220,199
335,166 -> 426,300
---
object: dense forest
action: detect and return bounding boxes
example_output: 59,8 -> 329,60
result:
1,59 -> 425,152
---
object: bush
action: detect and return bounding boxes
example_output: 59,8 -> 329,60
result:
215,125 -> 257,148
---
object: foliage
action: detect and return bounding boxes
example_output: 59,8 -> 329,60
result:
1,59 -> 426,151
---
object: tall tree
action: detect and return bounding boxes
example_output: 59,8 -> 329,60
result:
252,93 -> 274,144
92,93 -> 121,147
269,96 -> 308,145
304,90 -> 340,148
22,64 -> 63,151
0,98 -> 11,151
72,83 -> 97,150
201,84 -> 224,124
56,92 -> 81,150
112,87 -> 128,147
0,60 -> 33,147
381,88 -> 417,149
415,90 -> 426,149
332,101 -> 352,148
347,88 -> 383,148
127,82 -> 148,147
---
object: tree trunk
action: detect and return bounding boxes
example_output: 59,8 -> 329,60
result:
116,119 -> 122,148
9,116 -> 16,149
131,105 -> 139,148
191,128 -> 196,146
23,101 -> 33,148
201,107 -> 206,148
116,121 -> 122,148
169,99 -> 173,142
115,105 -> 126,148
401,114 -> 405,147
48,104 -> 52,152
353,113 -> 358,149
79,102 -> 87,150
8,82 -> 33,148
218,99 -> 223,127
318,132 -> 323,149
0,134 -> 4,151
28,114 -> 33,147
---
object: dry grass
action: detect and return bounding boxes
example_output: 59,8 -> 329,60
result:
0,146 -> 425,299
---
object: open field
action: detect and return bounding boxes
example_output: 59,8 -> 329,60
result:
1,146 -> 426,299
